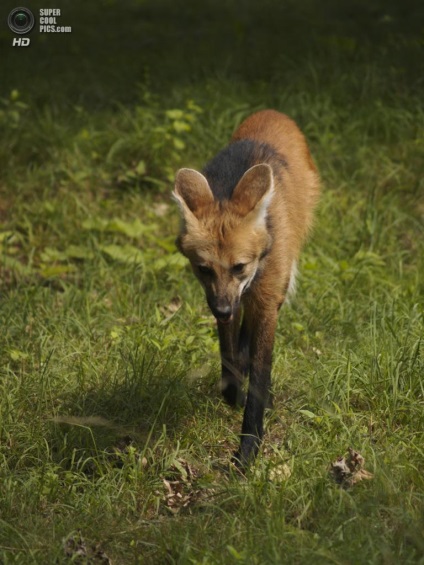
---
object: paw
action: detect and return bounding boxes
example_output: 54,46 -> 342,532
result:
233,435 -> 261,469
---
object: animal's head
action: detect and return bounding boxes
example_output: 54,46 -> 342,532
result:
173,164 -> 274,323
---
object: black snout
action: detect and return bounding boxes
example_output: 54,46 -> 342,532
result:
215,306 -> 232,323
209,300 -> 233,324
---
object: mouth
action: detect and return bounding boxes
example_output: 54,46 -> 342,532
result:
216,314 -> 234,325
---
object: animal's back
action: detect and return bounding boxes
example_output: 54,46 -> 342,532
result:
232,109 -> 316,176
232,109 -> 320,249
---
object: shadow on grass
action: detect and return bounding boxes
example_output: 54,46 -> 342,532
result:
50,346 -> 216,468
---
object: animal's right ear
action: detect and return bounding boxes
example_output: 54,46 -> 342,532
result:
172,168 -> 214,222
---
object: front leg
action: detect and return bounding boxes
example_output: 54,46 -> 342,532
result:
234,304 -> 278,467
218,309 -> 245,407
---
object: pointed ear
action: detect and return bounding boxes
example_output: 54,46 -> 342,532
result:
172,168 -> 214,220
231,164 -> 274,225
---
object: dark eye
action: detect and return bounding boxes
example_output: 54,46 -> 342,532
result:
197,265 -> 214,276
232,263 -> 246,274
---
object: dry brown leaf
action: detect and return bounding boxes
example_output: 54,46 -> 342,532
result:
63,531 -> 111,564
161,458 -> 214,514
330,447 -> 374,487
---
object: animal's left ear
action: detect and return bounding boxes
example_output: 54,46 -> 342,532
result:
230,164 -> 274,227
172,168 -> 214,223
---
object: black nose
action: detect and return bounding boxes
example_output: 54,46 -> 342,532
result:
213,304 -> 232,323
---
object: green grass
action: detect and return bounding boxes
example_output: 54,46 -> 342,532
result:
1,0 -> 424,563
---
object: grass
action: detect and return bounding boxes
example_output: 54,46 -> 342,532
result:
1,0 -> 423,562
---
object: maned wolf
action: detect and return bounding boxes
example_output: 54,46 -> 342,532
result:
173,110 -> 320,467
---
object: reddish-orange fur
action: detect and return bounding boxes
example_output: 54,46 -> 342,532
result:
232,109 -> 319,259
173,110 -> 320,466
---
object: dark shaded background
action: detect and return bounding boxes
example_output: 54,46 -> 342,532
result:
1,0 -> 423,107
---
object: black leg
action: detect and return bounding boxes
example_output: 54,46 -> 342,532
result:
238,316 -> 250,377
234,307 -> 277,467
218,310 -> 246,407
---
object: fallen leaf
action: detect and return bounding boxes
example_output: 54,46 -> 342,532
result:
330,447 -> 374,487
160,458 -> 214,514
63,530 -> 111,564
269,463 -> 292,482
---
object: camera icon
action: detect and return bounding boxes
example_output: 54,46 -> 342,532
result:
7,7 -> 35,34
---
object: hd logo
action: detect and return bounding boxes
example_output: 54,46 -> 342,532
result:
13,37 -> 30,47
8,7 -> 35,46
